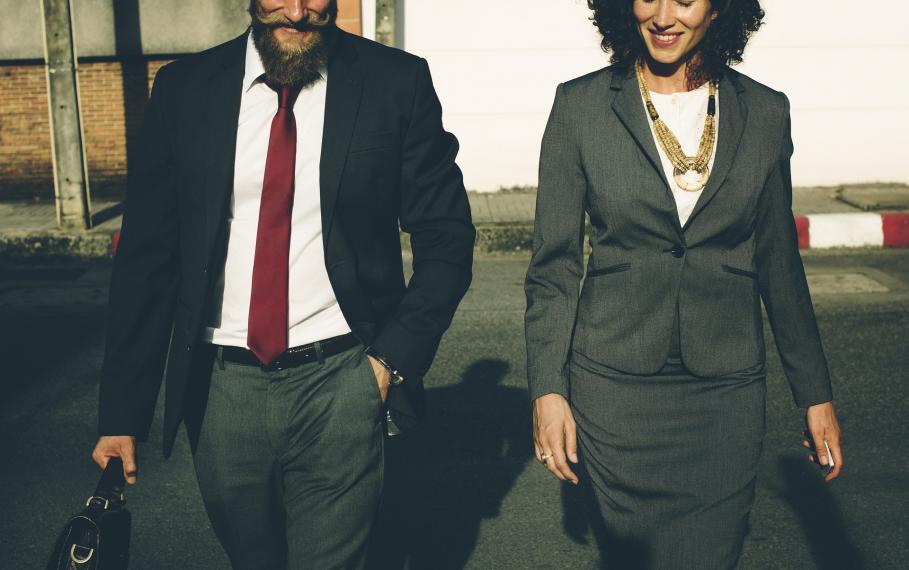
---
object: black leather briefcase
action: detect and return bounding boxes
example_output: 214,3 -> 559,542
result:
47,457 -> 131,569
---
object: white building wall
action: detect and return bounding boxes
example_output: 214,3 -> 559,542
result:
402,0 -> 909,191
361,0 -> 377,40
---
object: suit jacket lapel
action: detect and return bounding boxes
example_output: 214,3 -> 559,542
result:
610,71 -> 681,234
684,71 -> 748,229
202,33 -> 246,254
320,31 -> 363,240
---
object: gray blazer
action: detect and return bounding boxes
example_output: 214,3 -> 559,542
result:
524,66 -> 833,408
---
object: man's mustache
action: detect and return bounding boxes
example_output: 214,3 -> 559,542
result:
253,8 -> 334,31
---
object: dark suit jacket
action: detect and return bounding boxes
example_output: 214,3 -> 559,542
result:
98,30 -> 475,456
525,66 -> 833,408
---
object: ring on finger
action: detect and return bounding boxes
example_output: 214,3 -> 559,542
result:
539,453 -> 553,464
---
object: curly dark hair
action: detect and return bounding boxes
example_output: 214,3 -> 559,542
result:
589,0 -> 765,85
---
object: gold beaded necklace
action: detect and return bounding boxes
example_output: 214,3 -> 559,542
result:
635,59 -> 718,192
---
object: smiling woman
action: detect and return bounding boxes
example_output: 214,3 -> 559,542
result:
590,0 -> 763,88
526,1 -> 844,568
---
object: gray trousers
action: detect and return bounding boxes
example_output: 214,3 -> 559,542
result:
191,344 -> 385,570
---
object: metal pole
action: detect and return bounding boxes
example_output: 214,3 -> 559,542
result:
41,0 -> 92,230
376,0 -> 395,47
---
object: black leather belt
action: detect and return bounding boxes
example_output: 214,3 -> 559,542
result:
218,333 -> 361,371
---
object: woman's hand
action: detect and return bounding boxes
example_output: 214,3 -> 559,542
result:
533,393 -> 579,485
802,401 -> 844,482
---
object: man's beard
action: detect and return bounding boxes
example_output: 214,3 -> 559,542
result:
248,0 -> 338,87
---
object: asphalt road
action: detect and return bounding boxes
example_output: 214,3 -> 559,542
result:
2,250 -> 908,569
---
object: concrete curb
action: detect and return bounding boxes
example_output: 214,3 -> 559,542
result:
467,213 -> 909,254
467,214 -> 909,254
0,230 -> 115,260
395,223 -> 535,255
4,213 -> 908,261
474,223 -> 535,254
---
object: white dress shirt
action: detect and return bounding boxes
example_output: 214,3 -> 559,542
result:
205,33 -> 351,348
643,82 -> 719,227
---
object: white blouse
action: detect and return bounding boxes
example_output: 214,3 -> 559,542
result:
642,82 -> 719,227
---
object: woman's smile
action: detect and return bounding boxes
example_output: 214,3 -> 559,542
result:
649,29 -> 683,48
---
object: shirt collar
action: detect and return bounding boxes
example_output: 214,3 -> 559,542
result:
243,30 -> 328,93
243,32 -> 266,93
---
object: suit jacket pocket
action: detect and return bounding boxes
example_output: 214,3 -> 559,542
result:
586,263 -> 632,278
348,130 -> 398,155
721,264 -> 758,280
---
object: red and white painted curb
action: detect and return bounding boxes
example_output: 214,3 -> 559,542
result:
796,213 -> 909,249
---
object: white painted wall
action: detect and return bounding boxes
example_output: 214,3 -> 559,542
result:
361,0 -> 376,41
400,0 -> 909,191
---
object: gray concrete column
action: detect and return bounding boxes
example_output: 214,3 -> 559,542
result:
42,0 -> 92,230
376,0 -> 395,47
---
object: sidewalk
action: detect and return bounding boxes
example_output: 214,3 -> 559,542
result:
1,185 -> 908,259
0,200 -> 122,259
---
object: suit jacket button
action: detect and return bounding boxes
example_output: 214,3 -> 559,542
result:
670,245 -> 685,258
185,344 -> 192,352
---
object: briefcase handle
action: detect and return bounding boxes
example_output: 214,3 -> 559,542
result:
86,457 -> 126,510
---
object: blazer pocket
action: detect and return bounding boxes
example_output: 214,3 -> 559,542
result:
348,130 -> 398,155
586,263 -> 631,278
721,264 -> 758,279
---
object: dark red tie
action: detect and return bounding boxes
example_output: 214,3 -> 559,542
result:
248,82 -> 303,365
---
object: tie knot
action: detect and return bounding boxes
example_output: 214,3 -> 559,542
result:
266,80 -> 303,109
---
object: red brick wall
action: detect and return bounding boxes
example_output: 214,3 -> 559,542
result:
0,60 -> 170,201
0,0 -> 362,202
0,66 -> 53,200
337,0 -> 362,35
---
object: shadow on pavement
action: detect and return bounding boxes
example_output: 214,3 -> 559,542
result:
368,358 -> 532,569
0,309 -> 105,402
559,453 -> 863,569
91,202 -> 124,227
775,455 -> 863,569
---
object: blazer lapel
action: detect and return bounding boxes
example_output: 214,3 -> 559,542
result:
683,71 -> 748,229
320,32 -> 364,240
202,33 -> 246,254
610,71 -> 681,233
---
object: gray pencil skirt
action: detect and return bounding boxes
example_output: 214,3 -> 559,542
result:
569,349 -> 767,570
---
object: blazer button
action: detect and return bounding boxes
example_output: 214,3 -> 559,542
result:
670,245 -> 685,258
185,344 -> 192,352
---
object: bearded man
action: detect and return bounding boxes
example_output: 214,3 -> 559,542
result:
90,1 -> 475,567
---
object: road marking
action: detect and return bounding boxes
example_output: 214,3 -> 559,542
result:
807,273 -> 890,294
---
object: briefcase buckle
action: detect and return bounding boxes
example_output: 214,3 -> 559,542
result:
70,544 -> 95,564
85,495 -> 109,509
